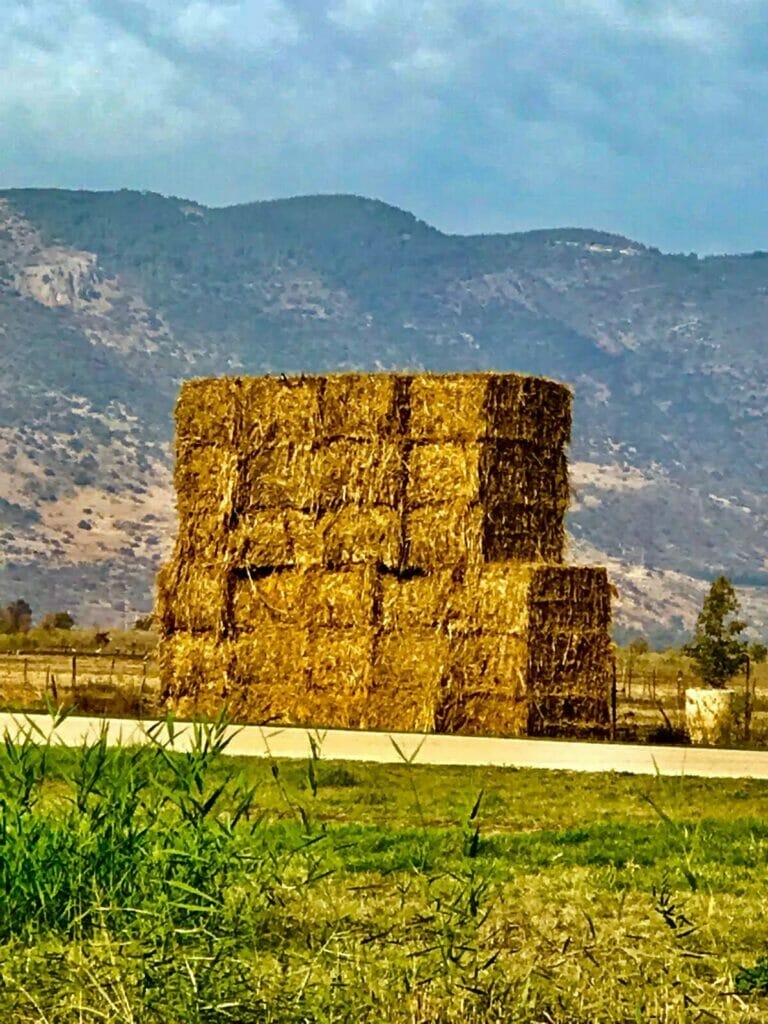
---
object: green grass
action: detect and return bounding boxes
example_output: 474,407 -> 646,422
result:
2,712 -> 768,1021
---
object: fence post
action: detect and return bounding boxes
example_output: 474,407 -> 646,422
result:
71,654 -> 77,688
652,668 -> 657,702
23,658 -> 28,687
745,658 -> 752,742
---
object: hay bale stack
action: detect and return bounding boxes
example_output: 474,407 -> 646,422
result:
158,371 -> 612,738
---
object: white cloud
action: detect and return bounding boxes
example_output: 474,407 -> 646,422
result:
2,0 -> 768,252
171,0 -> 299,51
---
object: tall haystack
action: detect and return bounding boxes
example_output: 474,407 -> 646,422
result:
158,372 -> 613,737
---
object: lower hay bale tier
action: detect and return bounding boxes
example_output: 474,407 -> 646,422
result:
216,627 -> 377,729
367,630 -> 451,733
158,561 -> 613,738
158,633 -> 234,719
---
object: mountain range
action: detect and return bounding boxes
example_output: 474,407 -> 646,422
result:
1,187 -> 767,644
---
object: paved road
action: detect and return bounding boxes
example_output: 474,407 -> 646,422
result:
3,711 -> 768,779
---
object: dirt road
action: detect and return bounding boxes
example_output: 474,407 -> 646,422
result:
3,711 -> 768,780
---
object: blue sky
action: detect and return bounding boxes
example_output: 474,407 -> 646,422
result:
2,0 -> 767,253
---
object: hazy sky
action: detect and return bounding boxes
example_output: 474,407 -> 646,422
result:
2,0 -> 767,253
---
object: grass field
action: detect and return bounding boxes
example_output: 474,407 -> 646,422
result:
3,713 -> 768,1022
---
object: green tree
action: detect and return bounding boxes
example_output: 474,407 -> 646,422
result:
748,641 -> 768,665
0,599 -> 33,634
684,576 -> 748,687
41,611 -> 75,631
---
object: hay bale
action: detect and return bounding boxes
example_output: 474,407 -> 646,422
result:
159,633 -> 233,706
238,441 -> 314,510
402,503 -> 484,570
175,378 -> 245,447
156,561 -> 228,636
481,504 -> 565,563
479,442 -> 569,508
174,444 -> 239,554
457,564 -> 530,632
239,376 -> 323,447
229,510 -> 296,566
229,628 -> 310,723
321,374 -> 410,439
320,506 -> 401,567
227,625 -> 374,728
367,630 -> 450,732
304,628 -> 375,727
407,375 -> 490,441
528,565 -> 611,627
309,566 -> 377,628
231,567 -> 307,630
406,442 -> 481,506
311,440 -> 404,508
378,569 -> 464,631
436,631 -> 529,736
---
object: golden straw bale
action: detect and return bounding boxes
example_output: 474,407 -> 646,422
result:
306,566 -> 377,629
367,630 -> 450,732
528,628 -> 613,685
229,510 -> 294,565
231,511 -> 326,568
407,373 -> 572,446
406,442 -> 481,506
437,690 -> 529,737
402,502 -> 484,570
158,633 -> 233,703
156,561 -> 228,636
239,375 -> 323,447
528,566 -> 611,628
238,441 -> 314,510
301,628 -> 375,727
378,569 -> 463,631
231,568 -> 307,631
447,631 -> 528,696
321,374 -> 409,439
479,442 -> 569,508
285,510 -> 326,567
311,440 -> 404,508
320,506 -> 401,567
221,632 -> 305,725
175,445 -> 239,525
408,375 -> 489,441
484,375 -> 571,446
528,695 -> 610,738
175,378 -> 245,447
481,504 -> 565,563
459,564 -> 532,633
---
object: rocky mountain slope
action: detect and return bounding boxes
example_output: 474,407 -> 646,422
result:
1,187 -> 767,643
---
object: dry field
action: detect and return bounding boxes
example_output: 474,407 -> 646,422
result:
0,652 -> 161,718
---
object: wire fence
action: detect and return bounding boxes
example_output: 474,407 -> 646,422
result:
611,662 -> 763,744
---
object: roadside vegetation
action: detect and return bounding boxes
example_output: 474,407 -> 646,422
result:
1,710 -> 768,1021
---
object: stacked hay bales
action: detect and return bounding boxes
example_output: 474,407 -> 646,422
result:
158,372 -> 613,737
